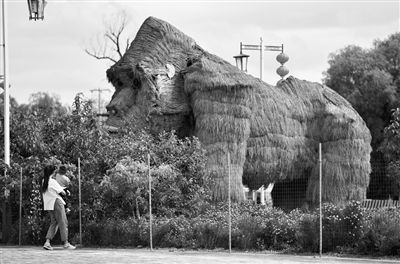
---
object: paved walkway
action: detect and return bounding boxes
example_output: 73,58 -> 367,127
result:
0,247 -> 399,264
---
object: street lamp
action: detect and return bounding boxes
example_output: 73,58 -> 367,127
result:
233,42 -> 250,72
234,37 -> 289,81
27,0 -> 46,20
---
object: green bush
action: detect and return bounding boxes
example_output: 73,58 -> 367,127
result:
191,206 -> 230,249
192,219 -> 229,249
320,201 -> 364,252
81,218 -> 150,247
233,214 -> 265,250
357,208 -> 400,255
58,202 -> 400,257
295,213 -> 319,252
153,216 -> 194,248
1,93 -> 211,245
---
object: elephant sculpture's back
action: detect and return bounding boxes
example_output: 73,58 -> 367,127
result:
243,76 -> 371,204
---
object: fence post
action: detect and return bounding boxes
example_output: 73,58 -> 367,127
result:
260,185 -> 265,205
19,167 -> 22,246
78,158 -> 82,246
252,190 -> 257,203
227,151 -> 232,253
148,153 -> 153,251
319,142 -> 322,257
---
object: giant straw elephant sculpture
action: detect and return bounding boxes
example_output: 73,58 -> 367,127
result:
105,17 -> 371,207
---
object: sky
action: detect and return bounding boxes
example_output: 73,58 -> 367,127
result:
2,0 -> 400,110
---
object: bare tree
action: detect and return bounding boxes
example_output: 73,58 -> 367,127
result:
85,11 -> 132,63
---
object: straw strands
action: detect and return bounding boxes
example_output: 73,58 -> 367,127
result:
105,17 -> 372,205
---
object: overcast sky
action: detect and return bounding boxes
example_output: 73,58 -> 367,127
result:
3,0 -> 400,108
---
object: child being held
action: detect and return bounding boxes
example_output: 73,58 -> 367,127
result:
55,165 -> 71,213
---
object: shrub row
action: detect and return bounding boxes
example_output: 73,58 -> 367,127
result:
78,201 -> 400,256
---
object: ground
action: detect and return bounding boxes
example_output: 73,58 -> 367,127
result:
0,247 -> 399,264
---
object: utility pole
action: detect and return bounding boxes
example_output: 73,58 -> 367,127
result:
90,88 -> 110,114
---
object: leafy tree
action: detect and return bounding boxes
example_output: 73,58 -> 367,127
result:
380,108 -> 400,198
0,93 -> 101,243
6,93 -> 69,159
98,132 -> 209,219
324,33 -> 400,199
324,44 -> 397,148
374,33 -> 400,90
27,92 -> 68,117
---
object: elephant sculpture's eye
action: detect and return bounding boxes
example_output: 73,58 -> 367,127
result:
133,78 -> 141,88
116,80 -> 123,87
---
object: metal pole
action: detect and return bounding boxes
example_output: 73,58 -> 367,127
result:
259,37 -> 263,81
19,167 -> 22,246
2,0 -> 10,167
78,158 -> 82,246
319,143 -> 322,257
228,151 -> 232,253
97,89 -> 101,114
148,154 -> 153,251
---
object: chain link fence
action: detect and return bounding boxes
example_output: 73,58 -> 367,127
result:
1,145 -> 400,256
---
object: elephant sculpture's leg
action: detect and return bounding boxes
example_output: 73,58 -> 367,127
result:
191,90 -> 251,202
202,141 -> 248,201
306,140 -> 371,204
306,108 -> 371,204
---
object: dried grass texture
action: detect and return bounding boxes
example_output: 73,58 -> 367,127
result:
106,17 -> 372,204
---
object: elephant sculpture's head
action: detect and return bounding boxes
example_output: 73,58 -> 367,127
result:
105,16 -> 200,136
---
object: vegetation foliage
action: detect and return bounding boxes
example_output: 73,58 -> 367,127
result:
324,33 -> 400,199
0,92 -> 210,245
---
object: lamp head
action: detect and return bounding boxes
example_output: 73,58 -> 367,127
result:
233,53 -> 250,72
27,0 -> 46,20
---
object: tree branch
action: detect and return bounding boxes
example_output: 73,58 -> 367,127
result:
84,49 -> 117,63
84,10 -> 132,63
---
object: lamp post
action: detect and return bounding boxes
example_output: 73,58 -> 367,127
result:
1,0 -> 10,167
1,0 -> 46,168
0,0 -> 46,244
234,37 -> 289,81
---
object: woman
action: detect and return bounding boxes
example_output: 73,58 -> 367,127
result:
41,165 -> 75,250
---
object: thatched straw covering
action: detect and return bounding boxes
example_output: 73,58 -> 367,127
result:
105,16 -> 372,205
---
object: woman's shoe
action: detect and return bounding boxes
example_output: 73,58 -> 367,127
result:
63,242 -> 76,250
43,242 -> 53,250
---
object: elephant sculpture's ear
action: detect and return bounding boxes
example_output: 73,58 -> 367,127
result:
183,54 -> 258,95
